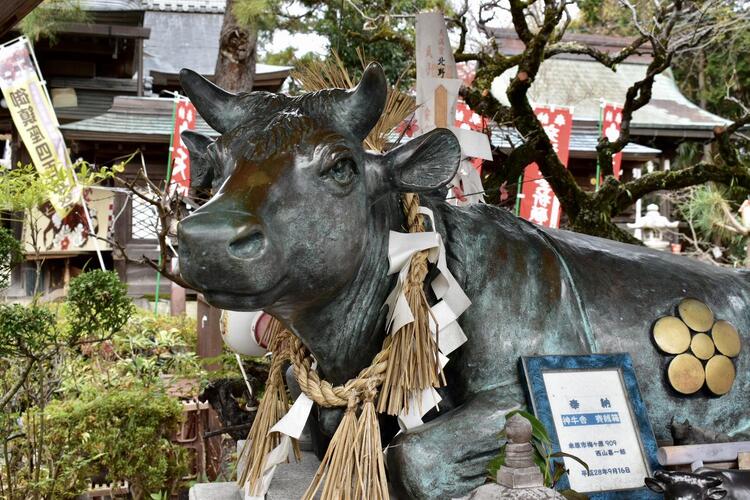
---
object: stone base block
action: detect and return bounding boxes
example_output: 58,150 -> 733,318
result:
190,450 -> 321,500
497,465 -> 545,489
189,482 -> 242,500
455,483 -> 566,499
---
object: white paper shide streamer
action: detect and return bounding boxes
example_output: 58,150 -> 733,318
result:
244,393 -> 314,500
243,206 -> 471,499
385,206 -> 471,430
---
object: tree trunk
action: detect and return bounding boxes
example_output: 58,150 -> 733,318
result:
214,0 -> 257,92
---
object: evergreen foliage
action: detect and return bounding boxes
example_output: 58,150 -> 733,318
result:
0,228 -> 23,290
66,270 -> 135,343
20,0 -> 88,42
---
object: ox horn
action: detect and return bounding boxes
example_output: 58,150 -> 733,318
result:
333,62 -> 387,141
179,69 -> 246,134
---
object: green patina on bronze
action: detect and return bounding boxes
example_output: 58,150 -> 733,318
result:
176,64 -> 750,499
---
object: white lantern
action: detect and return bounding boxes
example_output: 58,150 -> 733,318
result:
627,204 -> 680,251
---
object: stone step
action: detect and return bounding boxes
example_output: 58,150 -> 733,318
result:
189,451 -> 321,500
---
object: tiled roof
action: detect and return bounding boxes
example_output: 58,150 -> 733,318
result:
78,0 -> 226,12
489,58 -> 729,135
142,0 -> 225,12
53,89 -> 118,122
386,126 -> 660,160
488,28 -> 654,64
78,0 -> 144,10
142,11 -> 291,80
489,126 -> 661,159
60,96 -> 216,141
48,77 -> 151,123
143,10 -> 224,76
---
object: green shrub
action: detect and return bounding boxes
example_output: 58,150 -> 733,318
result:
66,270 -> 134,342
32,387 -> 187,499
0,227 -> 23,290
0,303 -> 57,357
56,310 -> 206,399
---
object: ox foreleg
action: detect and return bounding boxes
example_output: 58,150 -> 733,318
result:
386,387 -> 522,499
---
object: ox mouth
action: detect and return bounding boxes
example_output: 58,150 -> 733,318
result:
204,291 -> 270,311
200,275 -> 288,311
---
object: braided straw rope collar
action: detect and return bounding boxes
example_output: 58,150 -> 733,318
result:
287,191 -> 432,409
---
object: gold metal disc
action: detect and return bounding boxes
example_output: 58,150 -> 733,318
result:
668,354 -> 705,395
690,333 -> 715,360
712,320 -> 741,357
678,298 -> 714,332
705,355 -> 735,396
653,316 -> 691,354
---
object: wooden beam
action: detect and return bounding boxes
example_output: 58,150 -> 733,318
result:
54,23 -> 151,39
658,442 -> 750,467
62,130 -> 171,144
136,38 -> 144,97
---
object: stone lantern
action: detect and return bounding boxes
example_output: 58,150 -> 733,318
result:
627,203 -> 679,250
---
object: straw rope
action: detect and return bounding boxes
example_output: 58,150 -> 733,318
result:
239,192 -> 441,499
289,335 -> 390,407
286,191 -> 440,412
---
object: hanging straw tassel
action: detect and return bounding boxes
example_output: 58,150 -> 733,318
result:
378,193 -> 444,415
354,391 -> 389,500
237,320 -> 301,494
302,398 -> 361,500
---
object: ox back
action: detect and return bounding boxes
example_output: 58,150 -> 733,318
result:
430,197 -> 750,441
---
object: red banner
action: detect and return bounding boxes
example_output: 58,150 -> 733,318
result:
601,103 -> 623,179
519,106 -> 572,229
169,99 -> 196,197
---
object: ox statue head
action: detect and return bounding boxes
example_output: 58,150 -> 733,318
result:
177,63 -> 461,311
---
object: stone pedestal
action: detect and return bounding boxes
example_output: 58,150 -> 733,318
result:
496,414 -> 545,489
189,450 -> 321,500
458,483 -> 565,499
189,482 -> 242,500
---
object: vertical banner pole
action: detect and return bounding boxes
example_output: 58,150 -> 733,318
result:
595,99 -> 604,192
74,174 -> 106,271
514,175 -> 523,215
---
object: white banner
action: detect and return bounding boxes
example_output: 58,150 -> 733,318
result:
0,37 -> 78,214
416,12 -> 458,134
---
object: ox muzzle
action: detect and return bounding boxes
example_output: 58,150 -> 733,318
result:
177,207 -> 279,305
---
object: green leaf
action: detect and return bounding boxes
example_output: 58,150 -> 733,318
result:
550,451 -> 589,472
560,489 -> 590,500
552,460 -> 568,486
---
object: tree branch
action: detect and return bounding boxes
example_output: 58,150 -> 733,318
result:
612,162 -> 750,213
545,35 -> 649,69
0,358 -> 35,412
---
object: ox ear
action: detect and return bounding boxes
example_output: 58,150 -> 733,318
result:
182,130 -> 215,190
383,128 -> 461,192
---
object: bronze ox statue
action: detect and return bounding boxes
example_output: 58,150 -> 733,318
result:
646,469 -> 750,500
176,63 -> 750,499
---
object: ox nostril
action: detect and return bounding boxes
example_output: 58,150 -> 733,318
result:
228,230 -> 266,259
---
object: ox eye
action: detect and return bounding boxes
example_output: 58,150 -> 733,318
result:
327,158 -> 357,186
